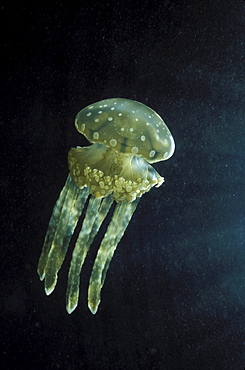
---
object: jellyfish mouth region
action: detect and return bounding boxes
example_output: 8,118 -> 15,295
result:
68,143 -> 164,203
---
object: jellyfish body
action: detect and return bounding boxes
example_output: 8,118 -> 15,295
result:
37,98 -> 175,314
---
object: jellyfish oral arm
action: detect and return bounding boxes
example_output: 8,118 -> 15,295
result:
88,199 -> 139,314
38,143 -> 162,313
37,146 -> 162,313
37,176 -> 89,294
66,195 -> 113,314
68,143 -> 164,202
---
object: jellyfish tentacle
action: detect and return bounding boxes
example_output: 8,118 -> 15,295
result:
87,196 -> 114,246
61,186 -> 89,258
101,199 -> 139,287
37,175 -> 71,280
66,196 -> 101,313
43,181 -> 89,295
66,195 -> 113,314
88,198 -> 139,314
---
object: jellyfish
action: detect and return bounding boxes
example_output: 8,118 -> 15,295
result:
37,98 -> 175,314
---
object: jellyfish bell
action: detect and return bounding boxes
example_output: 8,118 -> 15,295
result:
37,98 -> 175,314
75,98 -> 175,163
69,98 -> 175,202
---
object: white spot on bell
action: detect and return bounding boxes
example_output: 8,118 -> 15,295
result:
93,132 -> 99,140
149,150 -> 156,158
110,139 -> 117,147
108,117 -> 113,121
87,112 -> 92,116
141,135 -> 146,141
131,146 -> 138,154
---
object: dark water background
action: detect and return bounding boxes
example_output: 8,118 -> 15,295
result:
1,0 -> 244,369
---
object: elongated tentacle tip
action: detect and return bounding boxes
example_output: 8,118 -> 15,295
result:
88,302 -> 99,315
44,284 -> 56,296
37,271 -> 45,281
88,282 -> 101,314
66,303 -> 77,314
37,263 -> 46,280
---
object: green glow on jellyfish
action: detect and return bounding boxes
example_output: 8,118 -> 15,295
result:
37,98 -> 175,314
